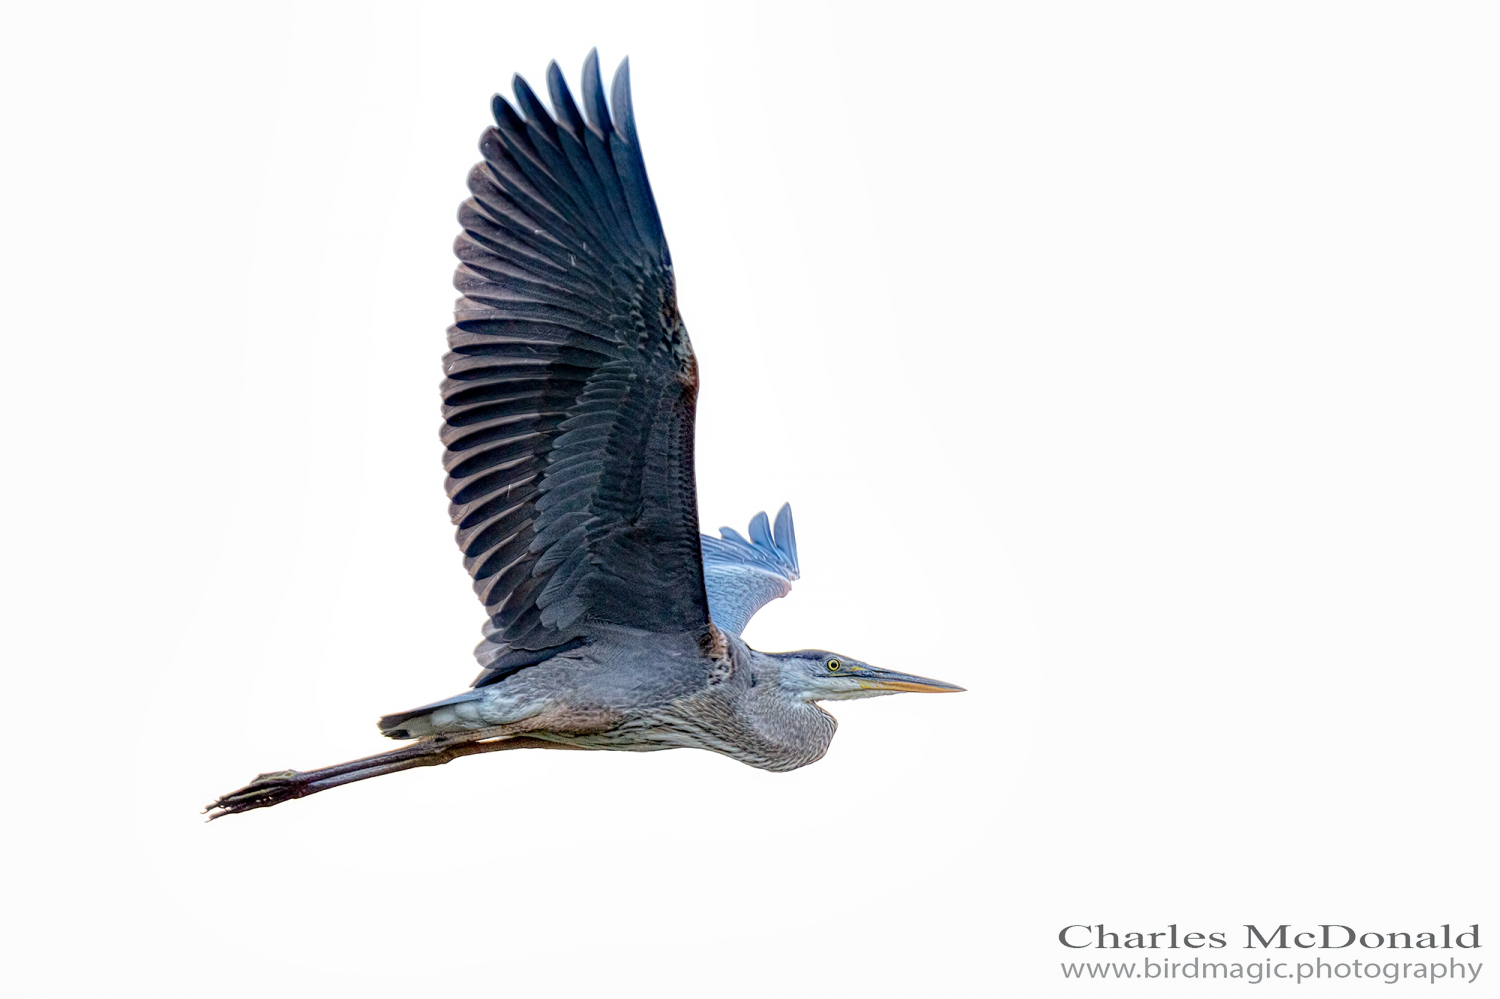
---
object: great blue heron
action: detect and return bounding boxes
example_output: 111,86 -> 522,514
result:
208,51 -> 963,819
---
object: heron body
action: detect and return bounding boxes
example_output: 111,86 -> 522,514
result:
382,630 -> 841,772
208,51 -> 961,819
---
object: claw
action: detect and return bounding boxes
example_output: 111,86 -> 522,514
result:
205,769 -> 311,820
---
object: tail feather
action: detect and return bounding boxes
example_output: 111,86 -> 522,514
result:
377,690 -> 486,739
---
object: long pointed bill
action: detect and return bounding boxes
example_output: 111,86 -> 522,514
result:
856,670 -> 966,694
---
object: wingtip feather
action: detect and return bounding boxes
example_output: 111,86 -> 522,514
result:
610,57 -> 635,142
547,60 -> 585,136
581,48 -> 611,135
773,502 -> 799,572
748,511 -> 774,548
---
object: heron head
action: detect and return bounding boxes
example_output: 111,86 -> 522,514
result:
772,650 -> 965,702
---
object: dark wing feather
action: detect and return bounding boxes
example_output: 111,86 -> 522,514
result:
445,50 -> 710,686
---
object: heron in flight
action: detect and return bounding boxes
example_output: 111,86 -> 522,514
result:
208,51 -> 962,819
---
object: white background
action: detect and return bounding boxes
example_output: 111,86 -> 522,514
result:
2,2 -> 1496,996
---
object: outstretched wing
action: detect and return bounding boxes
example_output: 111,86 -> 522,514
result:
444,51 -> 711,686
700,504 -> 800,636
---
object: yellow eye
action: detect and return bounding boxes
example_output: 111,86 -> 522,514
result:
826,658 -> 841,671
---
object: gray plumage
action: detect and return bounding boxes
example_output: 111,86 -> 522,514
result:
208,51 -> 961,820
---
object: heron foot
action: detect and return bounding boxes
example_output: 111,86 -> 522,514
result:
205,770 -> 312,819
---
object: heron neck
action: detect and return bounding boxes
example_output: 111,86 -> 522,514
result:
731,647 -> 838,771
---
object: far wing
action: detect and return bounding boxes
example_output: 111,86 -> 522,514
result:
700,504 -> 800,636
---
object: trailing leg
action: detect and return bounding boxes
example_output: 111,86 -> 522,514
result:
205,736 -> 576,819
